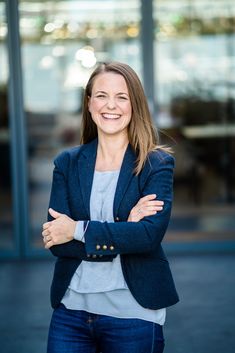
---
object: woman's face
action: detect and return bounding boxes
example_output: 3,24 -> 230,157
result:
88,72 -> 132,139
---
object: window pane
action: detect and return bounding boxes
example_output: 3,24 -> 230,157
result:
19,0 -> 141,250
0,0 -> 14,251
154,0 -> 235,242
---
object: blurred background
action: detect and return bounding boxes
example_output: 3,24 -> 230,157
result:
1,0 -> 235,258
0,0 -> 235,352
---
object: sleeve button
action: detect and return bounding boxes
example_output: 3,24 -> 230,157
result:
102,245 -> 107,250
96,244 -> 101,250
115,217 -> 120,222
92,254 -> 97,258
110,246 -> 114,251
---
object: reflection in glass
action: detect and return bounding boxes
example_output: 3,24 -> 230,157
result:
19,0 -> 141,249
154,0 -> 235,242
0,0 -> 14,250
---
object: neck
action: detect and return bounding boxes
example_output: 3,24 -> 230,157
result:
96,134 -> 129,171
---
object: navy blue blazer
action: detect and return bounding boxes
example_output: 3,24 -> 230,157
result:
48,138 -> 179,309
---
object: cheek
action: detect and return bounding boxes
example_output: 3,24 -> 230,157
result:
125,106 -> 132,121
126,115 -> 132,127
89,101 -> 102,115
125,102 -> 132,116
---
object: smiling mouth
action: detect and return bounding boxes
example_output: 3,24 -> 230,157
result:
101,113 -> 121,120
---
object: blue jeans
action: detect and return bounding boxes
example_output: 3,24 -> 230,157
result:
47,304 -> 165,353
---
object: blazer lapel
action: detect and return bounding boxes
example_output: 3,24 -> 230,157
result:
113,144 -> 136,215
77,139 -> 98,217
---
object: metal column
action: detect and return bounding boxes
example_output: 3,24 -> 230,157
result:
141,0 -> 155,116
6,0 -> 29,258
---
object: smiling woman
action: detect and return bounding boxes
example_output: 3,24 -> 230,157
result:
43,61 -> 179,353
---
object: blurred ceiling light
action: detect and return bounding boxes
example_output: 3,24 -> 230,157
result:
64,64 -> 89,88
82,55 -> 97,68
126,26 -> 139,37
44,23 -> 56,33
75,46 -> 97,68
0,25 -> 7,38
162,23 -> 175,35
75,46 -> 94,60
39,56 -> 55,70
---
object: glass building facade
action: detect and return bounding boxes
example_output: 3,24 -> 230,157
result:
0,0 -> 235,258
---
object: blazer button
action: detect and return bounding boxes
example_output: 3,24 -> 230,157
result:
115,217 -> 120,222
102,245 -> 107,250
110,246 -> 114,251
96,244 -> 101,250
87,254 -> 91,258
92,254 -> 97,258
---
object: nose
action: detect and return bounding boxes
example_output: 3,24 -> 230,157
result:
106,97 -> 116,109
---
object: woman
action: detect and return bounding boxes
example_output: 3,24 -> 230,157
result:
42,62 -> 179,353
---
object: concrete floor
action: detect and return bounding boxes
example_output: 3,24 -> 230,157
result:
0,253 -> 234,353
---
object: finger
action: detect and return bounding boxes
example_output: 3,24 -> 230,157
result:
43,234 -> 53,244
42,229 -> 50,237
135,203 -> 163,214
144,205 -> 163,212
42,222 -> 52,230
45,240 -> 54,249
137,204 -> 163,214
138,194 -> 157,203
136,207 -> 157,214
153,200 -> 164,205
135,210 -> 157,221
42,235 -> 50,243
48,208 -> 62,219
141,210 -> 157,216
134,207 -> 157,217
143,200 -> 164,207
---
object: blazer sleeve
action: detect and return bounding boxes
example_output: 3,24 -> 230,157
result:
47,152 -> 114,262
84,153 -> 174,256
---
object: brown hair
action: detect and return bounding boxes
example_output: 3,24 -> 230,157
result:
81,61 -> 167,174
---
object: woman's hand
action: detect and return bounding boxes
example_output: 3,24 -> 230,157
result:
128,194 -> 164,222
42,208 -> 77,249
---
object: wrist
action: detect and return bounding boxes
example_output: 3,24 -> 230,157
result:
69,220 -> 77,240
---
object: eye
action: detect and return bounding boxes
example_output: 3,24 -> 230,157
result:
95,94 -> 106,98
118,95 -> 128,100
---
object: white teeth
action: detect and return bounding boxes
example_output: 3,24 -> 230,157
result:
102,113 -> 120,119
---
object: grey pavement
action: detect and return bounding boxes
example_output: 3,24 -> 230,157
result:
0,253 -> 234,353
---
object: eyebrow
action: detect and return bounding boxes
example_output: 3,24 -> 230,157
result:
93,90 -> 106,95
94,90 -> 129,96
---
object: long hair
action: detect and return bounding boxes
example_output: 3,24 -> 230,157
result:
81,62 -> 168,174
